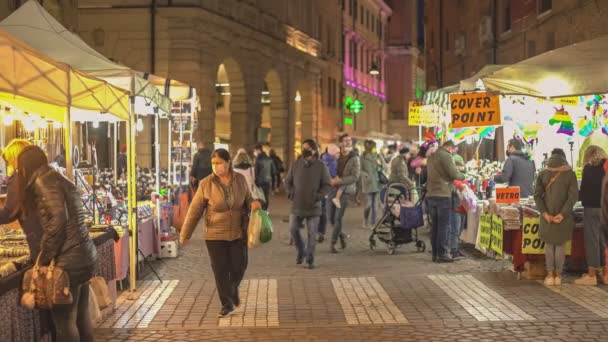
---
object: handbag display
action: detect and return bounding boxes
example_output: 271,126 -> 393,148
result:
21,254 -> 73,309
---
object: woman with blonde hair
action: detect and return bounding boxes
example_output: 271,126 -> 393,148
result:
0,139 -> 42,259
232,148 -> 256,191
575,145 -> 607,285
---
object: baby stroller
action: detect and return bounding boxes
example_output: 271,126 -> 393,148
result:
369,183 -> 426,255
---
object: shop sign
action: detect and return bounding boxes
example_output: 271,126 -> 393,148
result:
344,96 -> 364,114
537,96 -> 579,107
491,215 -> 503,256
450,92 -> 501,128
521,216 -> 572,255
408,102 -> 438,126
478,214 -> 492,250
495,187 -> 521,204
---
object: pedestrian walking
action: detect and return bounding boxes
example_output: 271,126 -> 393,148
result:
190,143 -> 213,190
360,140 -> 387,229
494,139 -> 536,198
318,144 -> 341,242
534,148 -> 578,287
269,149 -> 284,193
254,144 -> 275,210
575,145 -> 607,285
328,134 -> 361,253
233,148 -> 256,191
17,146 -> 98,341
285,139 -> 331,269
180,149 -> 262,317
425,140 -> 465,263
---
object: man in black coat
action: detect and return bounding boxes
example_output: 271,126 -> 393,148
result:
190,143 -> 212,189
254,144 -> 276,210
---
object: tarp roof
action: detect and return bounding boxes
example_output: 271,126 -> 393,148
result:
422,84 -> 459,108
0,0 -> 172,114
0,28 -> 129,122
459,65 -> 507,92
481,36 -> 608,98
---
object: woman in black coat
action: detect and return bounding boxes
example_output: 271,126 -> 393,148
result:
17,145 -> 97,342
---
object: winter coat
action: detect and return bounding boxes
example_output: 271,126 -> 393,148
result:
494,150 -> 536,198
426,147 -> 465,198
534,155 -> 578,245
360,152 -> 384,194
321,152 -> 338,178
284,157 -> 331,216
602,175 -> 608,241
255,152 -> 275,185
28,166 -> 97,285
191,148 -> 212,181
579,159 -> 606,208
389,154 -> 414,188
336,151 -> 361,195
233,163 -> 256,193
181,172 -> 253,241
0,175 -> 43,261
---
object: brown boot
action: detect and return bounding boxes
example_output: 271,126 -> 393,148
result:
544,271 -> 555,286
575,268 -> 597,286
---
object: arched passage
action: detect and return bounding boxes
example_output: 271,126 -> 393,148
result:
214,58 -> 247,153
262,69 -> 288,161
294,77 -> 314,158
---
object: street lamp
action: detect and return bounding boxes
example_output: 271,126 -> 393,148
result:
369,61 -> 380,76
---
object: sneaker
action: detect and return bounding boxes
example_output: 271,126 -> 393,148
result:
597,269 -> 607,285
307,262 -> 315,270
437,256 -> 454,263
574,273 -> 597,286
296,256 -> 304,265
218,306 -> 235,318
544,273 -> 555,286
452,251 -> 465,260
317,234 -> 325,243
332,197 -> 342,209
330,244 -> 338,253
554,274 -> 562,286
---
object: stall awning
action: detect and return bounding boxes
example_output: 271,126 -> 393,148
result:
480,35 -> 608,98
0,29 -> 129,122
142,74 -> 194,101
422,84 -> 459,108
0,0 -> 171,115
459,65 -> 507,92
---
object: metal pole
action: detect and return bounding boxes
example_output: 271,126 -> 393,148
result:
65,72 -> 73,181
128,96 -> 138,292
155,114 -> 161,234
113,122 -> 118,185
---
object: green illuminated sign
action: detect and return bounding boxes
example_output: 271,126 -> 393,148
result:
344,117 -> 354,125
343,96 -> 364,114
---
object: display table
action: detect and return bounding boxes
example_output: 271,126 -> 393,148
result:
0,229 -> 118,342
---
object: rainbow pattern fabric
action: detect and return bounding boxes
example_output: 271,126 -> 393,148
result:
549,108 -> 575,136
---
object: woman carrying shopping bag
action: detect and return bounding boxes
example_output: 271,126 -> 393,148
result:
180,149 -> 262,317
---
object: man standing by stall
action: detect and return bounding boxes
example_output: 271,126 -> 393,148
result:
190,143 -> 212,190
426,140 -> 465,263
494,139 -> 536,198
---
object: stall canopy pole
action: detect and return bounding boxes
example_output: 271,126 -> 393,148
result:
155,114 -> 161,236
65,71 -> 73,181
167,117 -> 171,197
113,122 -> 118,185
128,96 -> 138,292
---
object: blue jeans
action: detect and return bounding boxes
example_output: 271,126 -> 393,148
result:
318,197 -> 327,236
426,197 -> 452,259
328,190 -> 349,243
290,215 -> 320,264
364,192 -> 379,226
450,212 -> 464,254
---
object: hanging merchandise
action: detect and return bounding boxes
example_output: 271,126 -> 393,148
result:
577,117 -> 594,137
522,124 -> 542,145
548,107 -> 575,136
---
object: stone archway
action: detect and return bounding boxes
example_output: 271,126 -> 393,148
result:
214,57 -> 247,153
294,77 -> 315,157
263,69 -> 288,162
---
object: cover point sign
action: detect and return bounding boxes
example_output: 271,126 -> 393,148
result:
450,92 -> 501,128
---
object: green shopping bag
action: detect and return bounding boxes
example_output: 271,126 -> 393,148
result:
258,210 -> 273,243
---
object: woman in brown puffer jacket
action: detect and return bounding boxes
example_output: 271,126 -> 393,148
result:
180,149 -> 261,318
18,145 -> 97,341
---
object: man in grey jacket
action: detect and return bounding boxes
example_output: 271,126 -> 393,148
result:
328,134 -> 361,253
285,139 -> 331,269
494,139 -> 536,198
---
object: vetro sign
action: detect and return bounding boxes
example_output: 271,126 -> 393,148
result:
449,92 -> 501,128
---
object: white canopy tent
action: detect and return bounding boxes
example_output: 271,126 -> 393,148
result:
480,35 -> 608,98
459,65 -> 507,92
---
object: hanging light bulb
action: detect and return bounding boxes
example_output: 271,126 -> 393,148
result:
53,121 -> 62,129
136,117 -> 144,132
3,114 -> 13,126
92,120 -> 100,128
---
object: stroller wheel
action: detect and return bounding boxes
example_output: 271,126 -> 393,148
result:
369,238 -> 376,250
387,241 -> 396,255
416,240 -> 426,252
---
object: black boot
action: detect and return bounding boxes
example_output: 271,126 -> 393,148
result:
339,233 -> 347,249
330,243 -> 338,253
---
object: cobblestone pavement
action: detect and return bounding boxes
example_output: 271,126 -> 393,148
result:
96,194 -> 608,341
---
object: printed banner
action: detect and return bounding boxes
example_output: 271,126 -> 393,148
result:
521,216 -> 572,255
537,96 -> 579,107
408,102 -> 439,126
496,187 -> 521,204
450,92 -> 501,128
491,215 -> 503,256
478,214 -> 492,250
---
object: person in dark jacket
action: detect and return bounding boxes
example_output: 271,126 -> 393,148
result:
254,144 -> 276,210
0,139 -> 40,259
285,139 -> 331,269
53,145 -> 66,168
575,145 -> 607,285
117,143 -> 127,179
269,149 -> 284,192
17,145 -> 97,341
494,139 -> 536,198
534,148 -> 578,287
318,144 -> 341,242
190,143 -> 213,189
